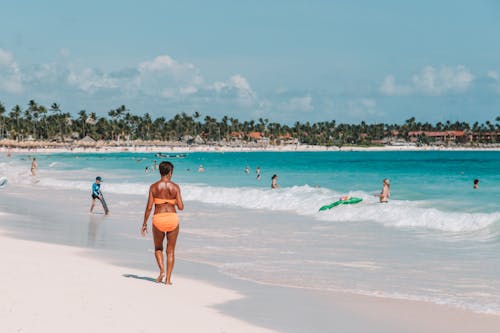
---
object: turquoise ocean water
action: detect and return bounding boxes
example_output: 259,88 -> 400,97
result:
1,151 -> 499,314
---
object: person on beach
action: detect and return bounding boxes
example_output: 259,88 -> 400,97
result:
271,174 -> 280,189
473,179 -> 479,189
142,161 -> 184,285
90,176 -> 109,215
256,166 -> 261,180
31,157 -> 37,176
379,178 -> 390,203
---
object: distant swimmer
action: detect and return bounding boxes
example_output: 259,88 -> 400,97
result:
245,165 -> 250,174
271,174 -> 280,189
154,160 -> 158,170
256,166 -> 261,180
31,157 -> 37,176
90,176 -> 109,215
378,178 -> 390,203
473,179 -> 479,189
142,161 -> 184,285
198,164 -> 205,173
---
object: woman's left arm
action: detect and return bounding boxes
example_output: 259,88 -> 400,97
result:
176,186 -> 184,211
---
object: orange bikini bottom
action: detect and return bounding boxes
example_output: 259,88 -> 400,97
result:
152,213 -> 179,232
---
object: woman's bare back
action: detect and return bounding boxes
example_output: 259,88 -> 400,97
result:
151,180 -> 181,214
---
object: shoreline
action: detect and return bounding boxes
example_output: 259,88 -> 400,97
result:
1,143 -> 500,154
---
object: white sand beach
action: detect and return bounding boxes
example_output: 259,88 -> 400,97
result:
0,232 -> 279,333
1,230 -> 500,333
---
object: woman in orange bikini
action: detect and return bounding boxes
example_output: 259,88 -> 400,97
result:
142,161 -> 184,285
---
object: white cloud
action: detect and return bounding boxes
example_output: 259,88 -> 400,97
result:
179,85 -> 198,96
209,74 -> 257,106
380,65 -> 474,96
412,65 -> 473,95
380,75 -> 411,96
486,70 -> 500,94
0,50 -> 264,111
0,48 -> 23,94
487,70 -> 498,80
133,55 -> 205,99
282,95 -> 313,112
67,67 -> 119,93
229,74 -> 257,104
347,98 -> 378,117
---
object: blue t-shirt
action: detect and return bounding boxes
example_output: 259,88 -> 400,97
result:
92,183 -> 101,197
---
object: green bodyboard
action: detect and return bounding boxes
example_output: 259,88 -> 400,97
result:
319,197 -> 362,211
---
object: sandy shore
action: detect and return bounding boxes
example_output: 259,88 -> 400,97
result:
0,232 -> 278,333
2,228 -> 500,333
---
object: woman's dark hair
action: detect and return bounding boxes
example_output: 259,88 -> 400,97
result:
159,161 -> 174,176
271,174 -> 278,180
474,179 -> 479,184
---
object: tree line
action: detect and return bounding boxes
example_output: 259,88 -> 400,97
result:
0,100 -> 499,145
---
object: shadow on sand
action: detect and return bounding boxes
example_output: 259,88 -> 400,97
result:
122,274 -> 157,283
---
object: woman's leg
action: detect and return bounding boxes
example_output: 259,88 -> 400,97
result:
152,225 -> 166,282
165,225 -> 179,285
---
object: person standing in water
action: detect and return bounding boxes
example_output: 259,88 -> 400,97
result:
244,165 -> 250,174
31,157 -> 37,176
142,161 -> 184,285
90,176 -> 109,215
473,179 -> 479,189
271,174 -> 280,189
256,166 -> 261,180
379,178 -> 390,203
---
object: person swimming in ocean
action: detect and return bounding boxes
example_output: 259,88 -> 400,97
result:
198,164 -> 205,173
473,179 -> 479,189
142,161 -> 184,285
379,178 -> 390,203
271,174 -> 280,189
245,165 -> 250,174
256,166 -> 261,180
90,176 -> 109,215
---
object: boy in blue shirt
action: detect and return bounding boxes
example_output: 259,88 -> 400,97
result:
90,176 -> 109,214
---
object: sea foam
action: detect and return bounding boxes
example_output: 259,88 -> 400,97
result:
27,175 -> 500,233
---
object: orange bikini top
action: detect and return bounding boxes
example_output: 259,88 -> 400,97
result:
153,198 -> 177,205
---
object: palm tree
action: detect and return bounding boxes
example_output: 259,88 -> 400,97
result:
78,110 -> 88,138
50,103 -> 64,141
0,102 -> 5,139
27,100 -> 39,139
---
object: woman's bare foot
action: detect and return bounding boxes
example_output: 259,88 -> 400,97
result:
156,272 -> 165,283
165,280 -> 173,285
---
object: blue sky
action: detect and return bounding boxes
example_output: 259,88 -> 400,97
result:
1,0 -> 499,124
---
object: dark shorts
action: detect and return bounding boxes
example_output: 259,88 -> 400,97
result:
92,194 -> 99,199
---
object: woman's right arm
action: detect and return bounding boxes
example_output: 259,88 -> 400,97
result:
142,186 -> 154,236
